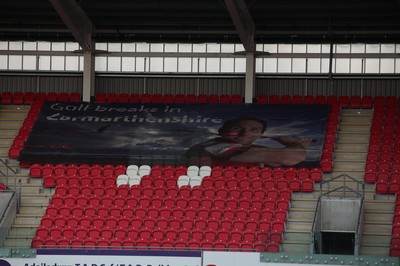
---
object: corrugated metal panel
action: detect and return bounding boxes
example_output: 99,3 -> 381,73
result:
38,76 -> 83,93
1,73 -> 400,97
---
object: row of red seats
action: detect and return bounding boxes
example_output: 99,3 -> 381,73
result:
1,91 -> 81,105
0,183 -> 6,191
8,101 -> 42,160
256,95 -> 374,108
32,235 -> 274,252
95,93 -> 243,104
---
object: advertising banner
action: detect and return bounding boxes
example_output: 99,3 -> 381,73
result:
20,102 -> 329,167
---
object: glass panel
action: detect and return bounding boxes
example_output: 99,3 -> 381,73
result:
136,57 -> 146,72
234,58 -> 245,72
79,56 -> 84,71
178,43 -> 192,53
293,44 -> 306,53
221,58 -> 234,73
178,58 -> 192,72
150,43 -> 163,52
9,55 -> 22,69
307,44 -> 321,53
122,43 -> 135,52
52,42 -> 65,51
264,44 -> 277,53
38,42 -> 51,51
22,55 -> 37,70
350,59 -> 363,73
277,58 -> 291,73
136,43 -> 150,52
0,55 -> 7,69
380,59 -> 395,73
165,43 -> 178,52
336,44 -> 350,53
255,58 -> 263,73
38,56 -> 51,70
365,44 -> 380,53
121,57 -> 135,71
193,44 -> 206,53
396,59 -> 400,73
23,42 -> 37,51
66,42 -> 79,51
96,43 -> 108,50
150,57 -> 163,72
0,41 -> 8,50
95,56 -> 107,71
307,58 -> 321,73
164,57 -> 178,72
51,56 -> 65,70
206,58 -> 220,72
335,58 -> 350,73
365,58 -> 380,73
108,43 -> 122,52
381,44 -> 395,53
321,44 -> 330,53
207,44 -> 220,53
221,44 -> 235,53
9,42 -> 23,50
292,58 -> 306,73
321,58 -> 330,73
65,56 -> 80,71
264,58 -> 277,73
278,44 -> 291,53
234,44 -> 244,52
351,44 -> 365,53
108,57 -> 121,71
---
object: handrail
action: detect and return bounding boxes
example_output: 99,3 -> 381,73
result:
0,158 -> 18,189
319,173 -> 364,198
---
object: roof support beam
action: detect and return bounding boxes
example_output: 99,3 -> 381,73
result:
224,0 -> 256,52
48,0 -> 95,52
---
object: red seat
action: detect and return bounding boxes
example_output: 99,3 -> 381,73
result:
118,93 -> 129,103
151,93 -> 162,103
107,93 -> 118,103
315,95 -> 326,104
197,94 -> 208,103
269,95 -> 280,104
185,94 -> 197,103
208,94 -> 219,103
13,92 -> 24,104
219,94 -> 231,104
129,93 -> 140,103
231,94 -> 242,104
70,92 -> 81,102
163,94 -> 174,103
2,91 -> 14,105
174,94 -> 185,103
58,92 -> 69,102
350,96 -> 361,108
257,95 -> 268,104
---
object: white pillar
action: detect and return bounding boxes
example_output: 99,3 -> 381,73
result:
244,52 -> 255,103
82,51 -> 95,102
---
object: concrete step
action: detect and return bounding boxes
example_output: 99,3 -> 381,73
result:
283,229 -> 312,241
338,125 -> 371,133
334,152 -> 367,161
286,221 -> 313,230
3,239 -> 33,248
335,143 -> 369,151
359,246 -> 390,257
361,234 -> 392,245
281,242 -> 310,253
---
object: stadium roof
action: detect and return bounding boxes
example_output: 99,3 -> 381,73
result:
1,0 -> 400,48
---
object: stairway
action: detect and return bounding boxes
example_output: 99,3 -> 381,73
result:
282,108 -> 395,256
0,104 -> 54,248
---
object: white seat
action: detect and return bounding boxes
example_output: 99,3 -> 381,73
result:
189,175 -> 202,187
128,174 -> 141,186
138,165 -> 151,177
126,164 -> 139,177
187,165 -> 199,177
116,174 -> 129,186
199,165 -> 212,178
177,175 -> 190,188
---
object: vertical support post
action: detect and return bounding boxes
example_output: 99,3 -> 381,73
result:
244,53 -> 255,103
82,51 -> 95,102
